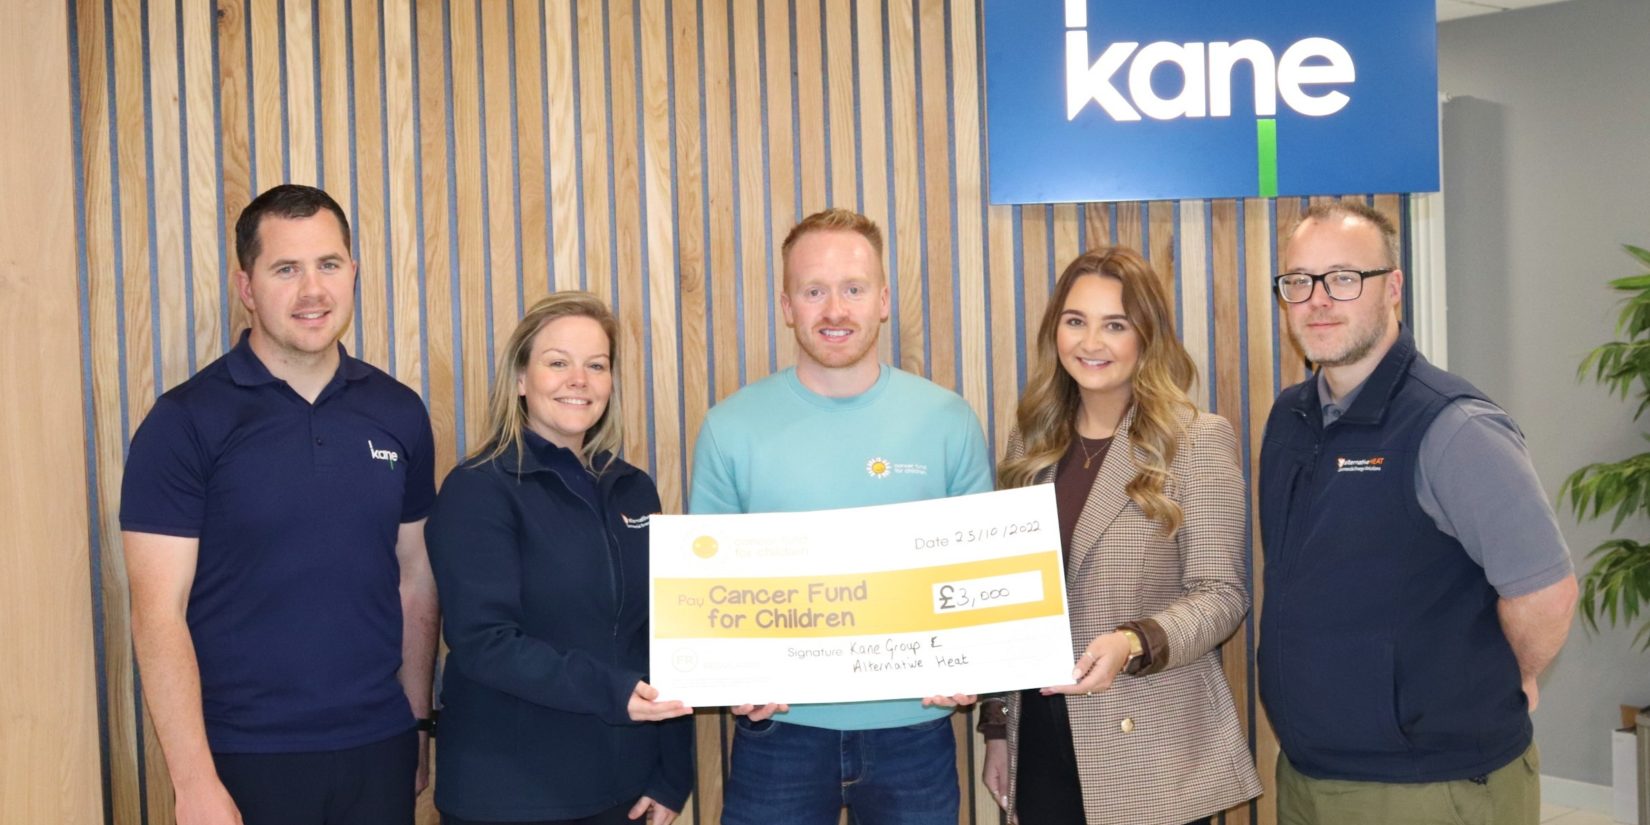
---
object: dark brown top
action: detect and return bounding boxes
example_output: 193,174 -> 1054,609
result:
1055,434 -> 1112,563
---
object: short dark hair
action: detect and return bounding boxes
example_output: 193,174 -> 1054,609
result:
1291,200 -> 1400,269
234,184 -> 352,271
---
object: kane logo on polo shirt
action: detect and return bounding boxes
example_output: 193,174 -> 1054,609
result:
1336,455 -> 1384,473
367,439 -> 399,469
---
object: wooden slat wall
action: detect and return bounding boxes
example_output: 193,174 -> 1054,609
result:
1,0 -> 104,822
67,1 -> 1408,823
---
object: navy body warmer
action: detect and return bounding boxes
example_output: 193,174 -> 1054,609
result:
1258,330 -> 1530,783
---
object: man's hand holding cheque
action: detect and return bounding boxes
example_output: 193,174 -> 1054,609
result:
649,486 -> 1074,708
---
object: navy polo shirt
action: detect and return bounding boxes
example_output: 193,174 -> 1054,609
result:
121,332 -> 436,753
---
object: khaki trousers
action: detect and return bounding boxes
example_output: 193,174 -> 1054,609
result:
1276,743 -> 1540,825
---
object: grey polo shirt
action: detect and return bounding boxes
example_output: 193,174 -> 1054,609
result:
1319,374 -> 1574,598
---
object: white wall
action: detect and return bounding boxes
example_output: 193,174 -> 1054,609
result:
1440,0 -> 1650,787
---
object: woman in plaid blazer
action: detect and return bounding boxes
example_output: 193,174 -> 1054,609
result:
981,247 -> 1262,824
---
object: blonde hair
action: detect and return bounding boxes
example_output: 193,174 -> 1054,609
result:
780,208 -> 885,274
470,291 -> 623,474
999,247 -> 1197,536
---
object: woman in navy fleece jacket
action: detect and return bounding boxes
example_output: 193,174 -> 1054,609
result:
427,292 -> 693,824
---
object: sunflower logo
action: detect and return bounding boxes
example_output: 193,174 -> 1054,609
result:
866,457 -> 891,479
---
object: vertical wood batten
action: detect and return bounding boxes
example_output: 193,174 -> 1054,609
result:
183,0 -> 223,366
639,0 -> 685,513
147,0 -> 188,392
885,0 -> 923,376
948,0 -> 986,418
915,0 -> 952,388
513,0 -> 550,298
75,0 -> 142,817
385,0 -> 422,391
479,0 -> 520,362
448,0 -> 488,449
282,0 -> 317,185
350,0 -> 390,369
761,0 -> 798,371
698,0 -> 737,403
544,0 -> 582,292
729,4 -> 770,385
248,0 -> 282,190
668,0 -> 707,469
850,0 -> 889,369
605,0 -> 647,464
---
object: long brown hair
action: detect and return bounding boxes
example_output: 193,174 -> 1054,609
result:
470,291 -> 624,474
999,247 -> 1197,535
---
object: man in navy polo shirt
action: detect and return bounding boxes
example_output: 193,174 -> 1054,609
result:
122,184 -> 438,825
1258,201 -> 1578,825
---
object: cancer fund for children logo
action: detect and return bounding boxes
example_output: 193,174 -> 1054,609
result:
866,457 -> 928,479
691,536 -> 719,559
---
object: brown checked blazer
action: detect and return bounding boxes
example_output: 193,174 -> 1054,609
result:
1004,405 -> 1263,825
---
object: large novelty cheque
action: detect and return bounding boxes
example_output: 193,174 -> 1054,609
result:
649,485 -> 1074,706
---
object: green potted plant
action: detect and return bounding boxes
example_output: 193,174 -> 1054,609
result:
1559,243 -> 1650,651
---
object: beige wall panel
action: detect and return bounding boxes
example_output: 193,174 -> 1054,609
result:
575,0 -> 614,302
146,0 -> 189,392
730,3 -> 771,385
763,0 -> 800,371
448,0 -> 489,450
480,0 -> 521,360
1051,204 -> 1079,289
183,0 -> 224,364
607,0 -> 649,463
0,0 -> 103,820
917,0 -> 954,390
79,0 -> 144,819
514,0 -> 550,301
1244,198 -> 1281,825
351,0 -> 390,369
670,0 -> 709,465
545,1 -> 582,293
885,0 -> 925,377
1179,202 -> 1212,406
698,0 -> 739,404
640,0 -> 685,513
416,0 -> 458,476
792,0 -> 826,213
218,0 -> 253,340
824,0 -> 858,210
384,0 -> 421,390
284,0 -> 317,185
949,0 -> 987,417
250,0 -> 283,190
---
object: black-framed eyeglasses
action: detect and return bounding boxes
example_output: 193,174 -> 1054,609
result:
1273,268 -> 1394,303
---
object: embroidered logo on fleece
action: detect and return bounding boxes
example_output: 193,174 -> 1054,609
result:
622,514 -> 651,529
1336,455 -> 1385,473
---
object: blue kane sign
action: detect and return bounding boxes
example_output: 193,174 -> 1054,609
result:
983,0 -> 1440,203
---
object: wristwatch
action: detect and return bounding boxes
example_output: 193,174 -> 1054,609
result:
1117,628 -> 1144,672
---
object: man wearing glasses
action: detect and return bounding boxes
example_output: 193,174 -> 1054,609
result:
1257,200 -> 1577,825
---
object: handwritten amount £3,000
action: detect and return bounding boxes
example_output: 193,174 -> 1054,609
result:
930,570 -> 1046,614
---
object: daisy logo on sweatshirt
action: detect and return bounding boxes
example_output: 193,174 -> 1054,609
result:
866,456 -> 928,479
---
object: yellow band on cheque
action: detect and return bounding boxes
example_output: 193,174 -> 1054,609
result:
653,551 -> 1064,639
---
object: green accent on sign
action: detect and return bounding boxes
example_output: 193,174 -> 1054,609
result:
1256,119 -> 1278,198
